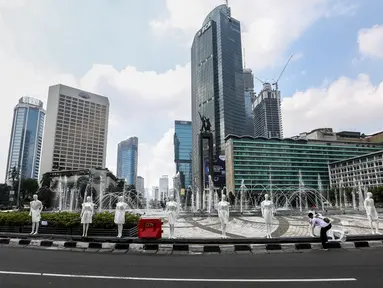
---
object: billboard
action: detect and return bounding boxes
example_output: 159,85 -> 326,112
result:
204,155 -> 226,187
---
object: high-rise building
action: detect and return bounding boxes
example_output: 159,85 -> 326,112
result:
5,97 -> 45,182
117,137 -> 138,186
39,84 -> 109,179
253,83 -> 283,138
136,176 -> 144,197
174,120 -> 192,188
243,68 -> 255,136
191,4 -> 245,190
159,175 -> 169,200
152,186 -> 159,201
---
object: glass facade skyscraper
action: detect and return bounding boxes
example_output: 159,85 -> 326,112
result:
117,137 -> 138,186
174,121 -> 192,189
5,97 -> 45,181
191,4 -> 245,190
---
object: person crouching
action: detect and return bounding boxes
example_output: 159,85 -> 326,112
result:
308,212 -> 332,250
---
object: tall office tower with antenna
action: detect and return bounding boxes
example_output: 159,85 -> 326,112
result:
191,3 -> 245,190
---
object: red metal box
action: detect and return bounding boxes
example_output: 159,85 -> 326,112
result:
137,218 -> 163,239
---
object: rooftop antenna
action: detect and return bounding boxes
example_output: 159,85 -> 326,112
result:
225,0 -> 229,6
272,54 -> 293,91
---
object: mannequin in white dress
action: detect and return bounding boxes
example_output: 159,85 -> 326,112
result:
261,194 -> 276,238
166,195 -> 178,239
364,192 -> 380,234
218,194 -> 230,238
114,196 -> 128,238
80,196 -> 94,237
29,194 -> 42,235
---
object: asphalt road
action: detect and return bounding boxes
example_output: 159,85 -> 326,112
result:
0,247 -> 382,288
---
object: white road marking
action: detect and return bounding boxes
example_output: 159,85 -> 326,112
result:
0,271 -> 357,282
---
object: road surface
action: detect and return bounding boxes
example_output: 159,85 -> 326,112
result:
0,247 -> 382,287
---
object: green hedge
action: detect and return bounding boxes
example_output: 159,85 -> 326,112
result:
0,211 -> 140,228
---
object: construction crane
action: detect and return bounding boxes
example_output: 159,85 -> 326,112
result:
272,54 -> 293,91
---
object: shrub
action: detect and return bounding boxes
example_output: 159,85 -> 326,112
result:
0,211 -> 140,228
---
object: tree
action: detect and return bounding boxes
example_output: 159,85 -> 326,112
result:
37,186 -> 54,208
16,178 -> 39,207
40,173 -> 52,188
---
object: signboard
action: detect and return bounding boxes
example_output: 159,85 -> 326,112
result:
199,21 -> 211,37
204,155 -> 226,187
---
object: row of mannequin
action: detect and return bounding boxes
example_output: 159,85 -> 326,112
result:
28,191 -> 380,238
29,195 -> 133,237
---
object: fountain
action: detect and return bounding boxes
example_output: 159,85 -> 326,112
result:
317,174 -> 324,211
208,175 -> 214,214
298,170 -> 303,212
240,179 -> 246,214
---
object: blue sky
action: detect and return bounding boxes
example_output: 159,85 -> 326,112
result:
0,0 -> 382,189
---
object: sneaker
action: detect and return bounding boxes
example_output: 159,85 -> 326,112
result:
322,248 -> 328,251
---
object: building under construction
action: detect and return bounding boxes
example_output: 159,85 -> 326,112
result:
252,82 -> 283,138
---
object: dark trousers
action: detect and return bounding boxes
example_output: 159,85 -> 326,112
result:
320,224 -> 332,248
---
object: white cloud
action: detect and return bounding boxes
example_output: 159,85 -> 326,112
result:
358,25 -> 383,59
150,0 -> 355,71
0,4 -> 190,189
282,74 -> 383,137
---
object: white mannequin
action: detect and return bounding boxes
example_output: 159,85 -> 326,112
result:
114,196 -> 128,238
261,194 -> 275,238
80,196 -> 94,237
218,194 -> 230,238
29,194 -> 42,235
166,195 -> 178,239
364,192 -> 380,234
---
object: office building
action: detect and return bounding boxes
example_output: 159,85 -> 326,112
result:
253,83 -> 283,138
174,120 -> 192,188
117,137 -> 138,185
152,186 -> 159,201
5,97 -> 45,182
191,3 -> 245,190
243,68 -> 255,136
225,135 -> 383,193
136,176 -> 145,197
329,150 -> 383,189
39,85 -> 109,179
159,175 -> 169,200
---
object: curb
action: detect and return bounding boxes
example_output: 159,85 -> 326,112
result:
1,238 -> 382,254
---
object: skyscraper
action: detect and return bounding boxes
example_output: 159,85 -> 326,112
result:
117,137 -> 138,186
159,175 -> 169,200
152,186 -> 159,201
243,68 -> 255,136
174,120 -> 192,189
191,4 -> 245,190
253,83 -> 283,138
39,84 -> 109,179
136,176 -> 144,197
5,97 -> 45,182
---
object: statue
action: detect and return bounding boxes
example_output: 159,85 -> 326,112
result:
80,196 -> 94,237
29,194 -> 43,235
114,196 -> 128,238
261,194 -> 276,238
198,112 -> 211,133
218,194 -> 230,238
364,192 -> 380,234
166,195 -> 178,239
